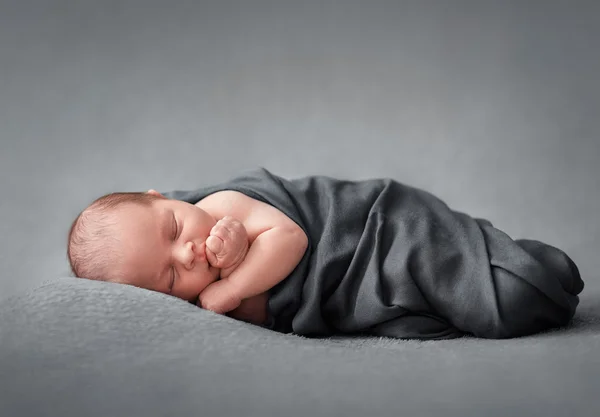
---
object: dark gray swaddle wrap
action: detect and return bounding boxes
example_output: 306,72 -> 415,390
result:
163,168 -> 584,339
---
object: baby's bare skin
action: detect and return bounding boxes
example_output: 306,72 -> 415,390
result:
201,214 -> 268,325
188,190 -> 307,323
126,189 -> 308,323
226,292 -> 269,326
100,189 -> 294,325
226,292 -> 269,325
205,216 -> 249,276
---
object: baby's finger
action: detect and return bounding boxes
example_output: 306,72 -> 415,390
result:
210,223 -> 231,241
221,216 -> 243,229
206,235 -> 224,254
220,216 -> 239,225
205,246 -> 219,267
218,216 -> 240,229
224,217 -> 247,236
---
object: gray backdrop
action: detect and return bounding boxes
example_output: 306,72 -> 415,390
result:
2,2 -> 600,417
1,1 -> 598,300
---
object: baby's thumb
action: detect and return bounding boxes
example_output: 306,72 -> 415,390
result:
205,236 -> 224,266
205,247 -> 219,267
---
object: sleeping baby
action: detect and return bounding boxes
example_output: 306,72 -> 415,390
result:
67,188 -> 301,326
68,167 -> 584,340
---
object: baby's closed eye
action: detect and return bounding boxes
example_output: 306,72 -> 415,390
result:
172,213 -> 180,240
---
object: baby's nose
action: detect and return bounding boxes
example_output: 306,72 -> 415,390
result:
188,241 -> 208,267
178,242 -> 202,269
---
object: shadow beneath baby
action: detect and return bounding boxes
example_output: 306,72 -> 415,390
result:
559,287 -> 600,335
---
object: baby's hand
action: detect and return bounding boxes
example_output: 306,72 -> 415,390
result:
205,216 -> 249,271
197,279 -> 241,314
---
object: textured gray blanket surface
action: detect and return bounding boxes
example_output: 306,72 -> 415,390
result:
1,277 -> 598,417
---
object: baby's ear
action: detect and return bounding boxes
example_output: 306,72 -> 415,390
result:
147,189 -> 165,198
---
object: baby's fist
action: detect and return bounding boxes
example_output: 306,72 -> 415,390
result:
197,279 -> 241,314
205,216 -> 249,270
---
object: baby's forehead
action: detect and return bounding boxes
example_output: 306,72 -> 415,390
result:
109,204 -> 157,231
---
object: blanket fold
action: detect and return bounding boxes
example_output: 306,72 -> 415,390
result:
163,168 -> 584,339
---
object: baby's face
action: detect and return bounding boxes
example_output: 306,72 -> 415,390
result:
113,196 -> 219,303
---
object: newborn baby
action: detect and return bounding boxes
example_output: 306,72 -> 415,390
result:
67,188 -> 308,326
68,168 -> 584,340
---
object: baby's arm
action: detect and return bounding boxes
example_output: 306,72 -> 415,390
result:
197,193 -> 308,314
203,216 -> 268,323
226,292 -> 269,325
225,226 -> 307,300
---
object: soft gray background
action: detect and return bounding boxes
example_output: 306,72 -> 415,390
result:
1,0 -> 599,299
1,1 -> 599,416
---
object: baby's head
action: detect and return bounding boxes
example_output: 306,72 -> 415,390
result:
67,190 -> 220,302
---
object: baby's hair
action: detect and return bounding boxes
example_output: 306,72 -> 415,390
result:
67,192 -> 164,283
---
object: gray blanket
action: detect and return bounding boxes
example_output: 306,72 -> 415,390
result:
163,168 -> 584,339
2,278 -> 598,417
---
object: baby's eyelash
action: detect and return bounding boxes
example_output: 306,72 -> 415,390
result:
170,267 -> 176,290
172,214 -> 178,240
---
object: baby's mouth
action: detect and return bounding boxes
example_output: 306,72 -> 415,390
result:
197,241 -> 208,263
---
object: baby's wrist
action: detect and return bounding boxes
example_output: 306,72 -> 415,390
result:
219,261 -> 240,280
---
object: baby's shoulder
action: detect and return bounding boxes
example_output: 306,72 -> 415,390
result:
195,190 -> 266,222
195,190 -> 299,235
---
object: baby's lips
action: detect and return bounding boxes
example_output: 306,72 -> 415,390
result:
196,241 -> 208,262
